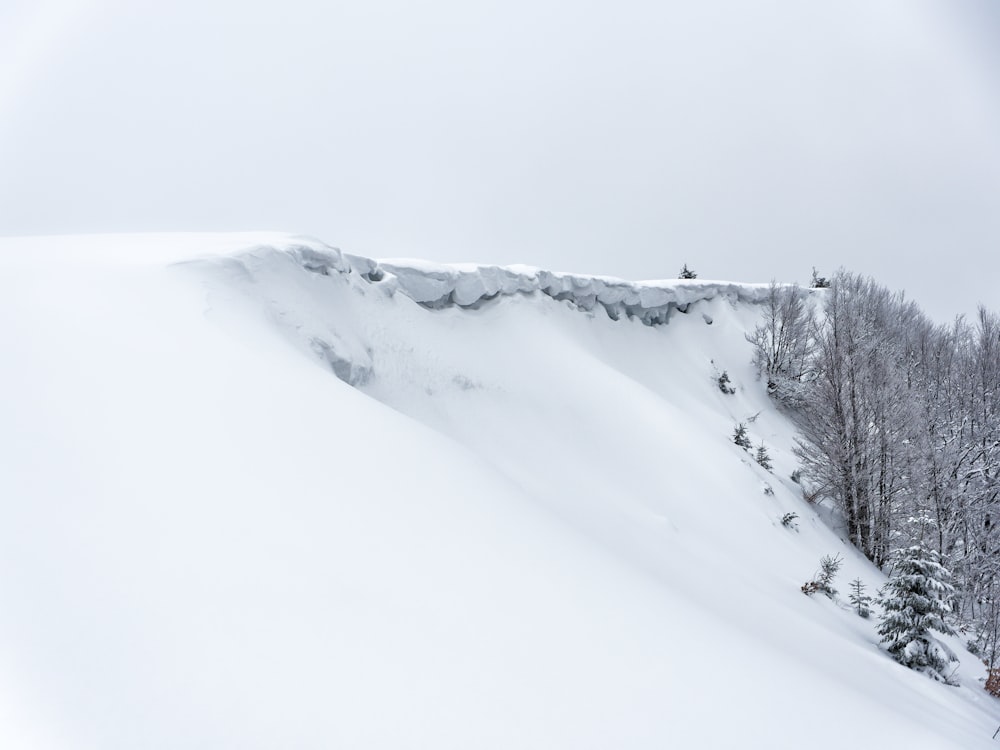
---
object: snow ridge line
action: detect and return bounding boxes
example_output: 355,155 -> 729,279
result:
284,243 -> 791,326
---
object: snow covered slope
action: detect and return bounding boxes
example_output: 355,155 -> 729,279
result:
1,233 -> 997,748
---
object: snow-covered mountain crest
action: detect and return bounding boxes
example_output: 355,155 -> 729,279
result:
0,233 -> 996,749
198,238 -> 811,387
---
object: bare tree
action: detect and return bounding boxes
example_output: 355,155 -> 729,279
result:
746,281 -> 814,406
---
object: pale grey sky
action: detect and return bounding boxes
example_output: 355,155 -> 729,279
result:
1,0 -> 998,321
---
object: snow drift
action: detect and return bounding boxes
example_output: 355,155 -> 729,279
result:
0,233 -> 997,749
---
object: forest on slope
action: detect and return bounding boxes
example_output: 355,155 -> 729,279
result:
749,272 -> 1000,684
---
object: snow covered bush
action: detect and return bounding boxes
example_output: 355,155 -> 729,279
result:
678,263 -> 697,279
810,267 -> 830,288
717,370 -> 736,394
802,554 -> 842,598
877,517 -> 958,682
780,512 -> 799,530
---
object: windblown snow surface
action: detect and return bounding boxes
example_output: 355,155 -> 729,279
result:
1,233 -> 998,749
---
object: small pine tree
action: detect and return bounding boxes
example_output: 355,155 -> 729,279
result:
733,423 -> 752,450
848,578 -> 872,618
679,264 -> 697,279
717,370 -> 736,394
877,515 -> 957,681
818,554 -> 842,596
755,443 -> 773,471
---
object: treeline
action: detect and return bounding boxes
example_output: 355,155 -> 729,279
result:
749,273 -> 1000,668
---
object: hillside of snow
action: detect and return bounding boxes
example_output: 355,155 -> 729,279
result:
1,233 -> 998,748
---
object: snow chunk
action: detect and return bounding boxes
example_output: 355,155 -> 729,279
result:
286,243 -> 351,276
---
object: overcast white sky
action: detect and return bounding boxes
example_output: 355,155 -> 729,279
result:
1,0 -> 997,321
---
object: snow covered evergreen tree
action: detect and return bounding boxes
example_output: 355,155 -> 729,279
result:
733,423 -> 752,450
678,264 -> 697,279
877,516 -> 958,682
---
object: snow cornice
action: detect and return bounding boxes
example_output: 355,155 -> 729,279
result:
280,241 -> 793,326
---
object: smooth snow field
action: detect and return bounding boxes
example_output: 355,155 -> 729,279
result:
1,234 -> 998,748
